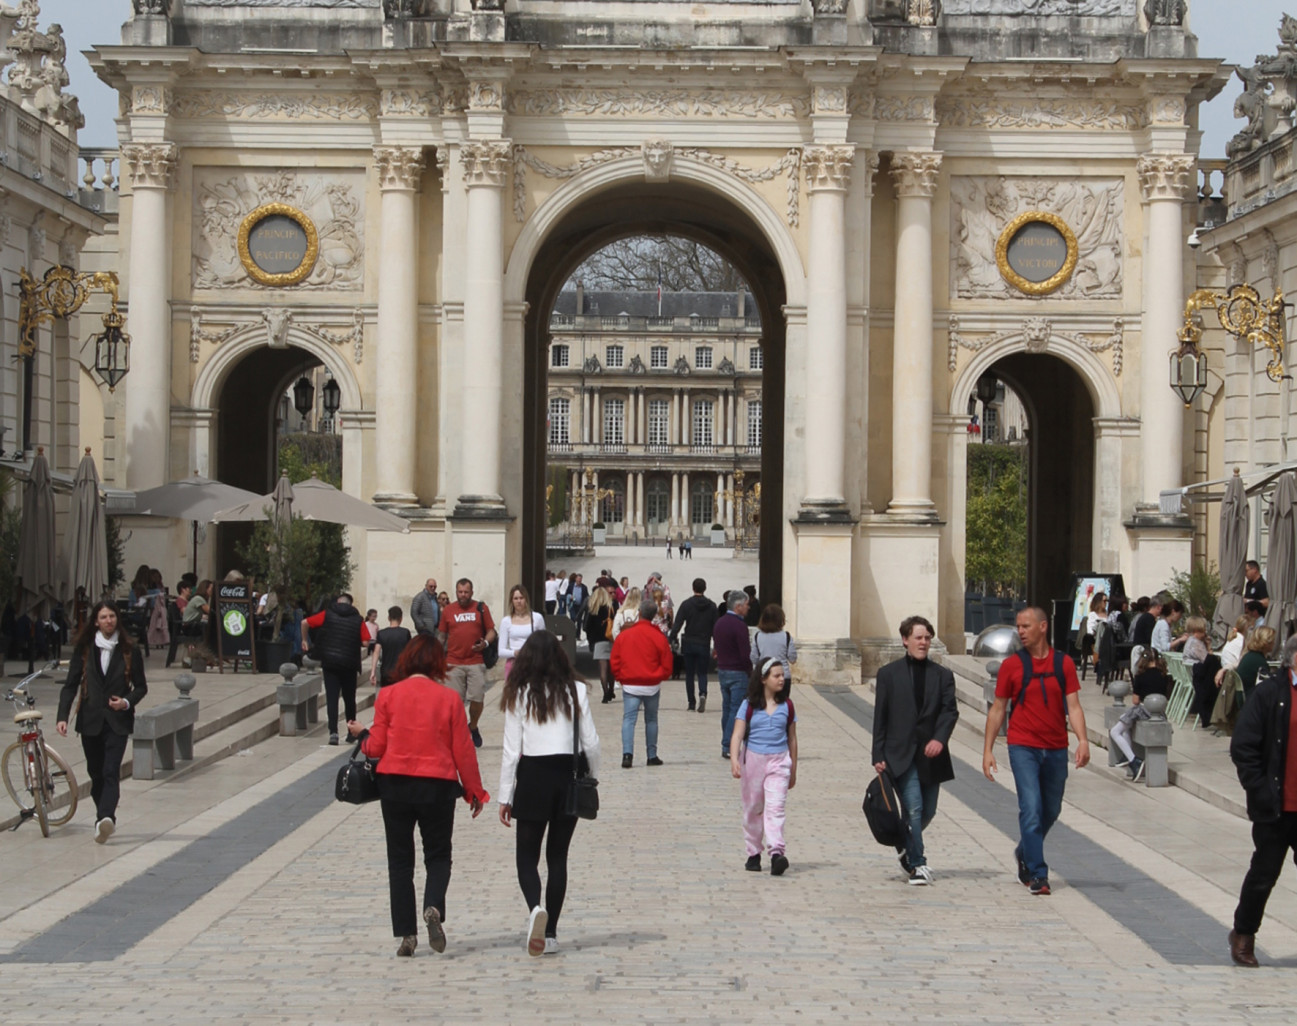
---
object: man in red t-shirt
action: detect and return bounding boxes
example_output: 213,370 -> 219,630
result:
437,578 -> 496,748
983,606 -> 1090,896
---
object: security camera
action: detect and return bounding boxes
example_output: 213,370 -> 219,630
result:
1187,227 -> 1202,249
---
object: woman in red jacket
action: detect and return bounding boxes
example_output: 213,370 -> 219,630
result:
347,635 -> 488,957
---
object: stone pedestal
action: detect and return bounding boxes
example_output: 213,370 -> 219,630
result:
791,518 -> 859,684
1132,717 -> 1173,788
446,515 -> 511,625
1125,511 -> 1194,598
857,515 -> 942,675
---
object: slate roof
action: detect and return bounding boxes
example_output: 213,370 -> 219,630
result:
552,290 -> 758,323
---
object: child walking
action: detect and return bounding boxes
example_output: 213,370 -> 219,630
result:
730,658 -> 798,876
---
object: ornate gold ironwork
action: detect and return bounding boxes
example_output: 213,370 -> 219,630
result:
237,202 -> 320,287
714,468 -> 761,554
1179,283 -> 1287,382
574,470 -> 614,548
995,210 -> 1079,297
18,265 -> 122,358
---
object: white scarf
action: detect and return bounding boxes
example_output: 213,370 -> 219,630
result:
95,630 -> 120,676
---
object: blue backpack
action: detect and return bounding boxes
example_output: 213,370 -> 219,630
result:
1011,649 -> 1069,723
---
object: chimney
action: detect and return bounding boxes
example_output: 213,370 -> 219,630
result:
576,281 -> 584,315
737,290 -> 746,318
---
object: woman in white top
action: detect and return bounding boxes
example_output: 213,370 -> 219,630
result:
498,631 -> 600,957
498,584 -> 548,677
611,586 -> 643,639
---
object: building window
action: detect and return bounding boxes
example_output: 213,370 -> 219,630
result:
650,345 -> 669,369
551,344 -> 570,368
603,397 -> 625,445
747,399 -> 762,448
690,479 -> 714,526
692,399 -> 714,446
694,346 -> 712,370
648,398 -> 670,446
606,344 -> 624,369
749,346 -> 763,371
548,397 -> 570,445
601,479 -> 626,524
646,479 -> 670,527
985,405 -> 999,444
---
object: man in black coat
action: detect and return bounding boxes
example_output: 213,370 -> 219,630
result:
303,594 -> 364,745
58,604 -> 148,843
669,578 -> 717,712
872,615 -> 959,885
1228,632 -> 1297,967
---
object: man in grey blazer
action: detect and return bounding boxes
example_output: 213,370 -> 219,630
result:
872,615 -> 959,885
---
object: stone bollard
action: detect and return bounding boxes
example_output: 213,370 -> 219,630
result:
174,672 -> 197,701
1132,693 -> 1172,787
1103,678 -> 1131,766
279,662 -> 298,682
984,661 -> 1006,736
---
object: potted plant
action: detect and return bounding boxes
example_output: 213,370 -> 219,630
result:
592,520 -> 607,544
710,521 -> 726,545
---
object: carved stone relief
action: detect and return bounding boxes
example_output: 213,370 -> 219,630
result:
943,0 -> 1134,13
172,92 -> 378,120
506,89 -> 811,120
950,176 -> 1124,300
1229,15 -> 1297,158
642,138 -> 673,183
192,169 -> 365,291
936,95 -> 1147,130
948,315 -> 1124,375
189,307 -> 366,364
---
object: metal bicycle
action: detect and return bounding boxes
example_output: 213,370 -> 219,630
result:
2,663 -> 78,836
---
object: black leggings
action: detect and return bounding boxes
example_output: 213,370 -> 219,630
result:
515,814 -> 578,938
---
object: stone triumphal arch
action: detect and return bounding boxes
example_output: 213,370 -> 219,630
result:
90,1 -> 1226,677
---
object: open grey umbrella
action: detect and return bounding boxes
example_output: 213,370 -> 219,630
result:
1214,468 -> 1249,643
16,448 -> 56,619
132,475 -> 266,575
1266,472 -> 1297,645
59,448 -> 108,609
212,476 -> 410,533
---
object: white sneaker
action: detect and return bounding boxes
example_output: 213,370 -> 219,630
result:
527,906 -> 548,957
543,937 -> 558,955
94,818 -> 115,844
907,864 -> 933,886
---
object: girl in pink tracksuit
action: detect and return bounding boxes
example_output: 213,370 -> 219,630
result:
730,658 -> 798,876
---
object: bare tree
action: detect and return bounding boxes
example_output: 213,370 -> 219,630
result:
564,235 -> 746,292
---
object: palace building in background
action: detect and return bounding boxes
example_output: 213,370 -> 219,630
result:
4,1 -> 1248,676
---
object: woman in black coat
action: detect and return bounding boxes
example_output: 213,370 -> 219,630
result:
57,601 -> 148,844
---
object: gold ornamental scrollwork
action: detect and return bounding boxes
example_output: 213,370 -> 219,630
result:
237,203 -> 319,288
1180,284 -> 1287,383
995,210 -> 1079,297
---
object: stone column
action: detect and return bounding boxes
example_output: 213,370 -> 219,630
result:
121,143 -> 177,490
800,145 -> 854,514
638,389 -> 647,446
1138,153 -> 1196,503
457,140 -> 512,512
682,471 -> 690,528
581,387 -> 590,444
570,470 -> 579,527
593,388 -> 602,445
683,396 -> 691,447
887,151 -> 942,517
671,472 -> 680,526
372,146 -> 425,505
636,472 -> 644,530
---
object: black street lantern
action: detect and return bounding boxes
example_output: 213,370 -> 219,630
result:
321,375 -> 341,418
1169,343 -> 1208,407
292,373 -> 315,419
975,372 -> 999,405
93,310 -> 131,392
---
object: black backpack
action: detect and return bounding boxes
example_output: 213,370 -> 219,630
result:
1011,649 -> 1068,723
862,769 -> 906,848
478,602 -> 499,670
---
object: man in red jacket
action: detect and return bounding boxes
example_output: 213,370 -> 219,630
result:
611,598 -> 674,769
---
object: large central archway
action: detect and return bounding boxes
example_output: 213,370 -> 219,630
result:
516,175 -> 792,606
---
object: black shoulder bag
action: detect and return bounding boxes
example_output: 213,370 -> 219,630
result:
335,738 -> 381,805
563,684 -> 599,820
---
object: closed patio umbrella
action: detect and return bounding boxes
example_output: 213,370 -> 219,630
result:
1214,468 -> 1249,643
271,473 -> 294,526
59,448 -> 108,611
16,448 -> 57,620
1266,472 -> 1297,646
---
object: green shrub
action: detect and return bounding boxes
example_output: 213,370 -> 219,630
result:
1166,562 -> 1220,623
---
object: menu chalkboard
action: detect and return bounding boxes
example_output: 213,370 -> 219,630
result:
215,582 -> 256,673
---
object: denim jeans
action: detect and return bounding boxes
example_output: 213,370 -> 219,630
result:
894,763 -> 941,869
681,639 -> 711,706
622,690 -> 660,759
1008,744 -> 1069,882
718,670 -> 749,754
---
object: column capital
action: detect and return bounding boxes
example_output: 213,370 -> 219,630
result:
121,143 -> 177,190
374,145 -> 426,191
803,144 -> 855,192
889,151 -> 942,199
1136,153 -> 1196,202
460,140 -> 512,188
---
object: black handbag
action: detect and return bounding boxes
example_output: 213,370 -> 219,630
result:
335,738 -> 381,805
563,684 -> 599,820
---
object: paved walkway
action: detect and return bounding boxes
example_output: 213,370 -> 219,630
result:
1,669 -> 1295,1023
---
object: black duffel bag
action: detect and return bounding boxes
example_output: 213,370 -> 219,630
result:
862,769 -> 906,848
335,739 -> 381,805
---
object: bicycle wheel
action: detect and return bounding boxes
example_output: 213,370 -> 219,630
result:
30,745 -> 49,837
1,740 -> 35,813
39,744 -> 78,827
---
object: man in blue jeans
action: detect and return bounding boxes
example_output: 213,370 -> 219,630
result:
983,606 -> 1090,896
872,615 -> 959,885
669,578 -> 718,713
713,589 -> 753,760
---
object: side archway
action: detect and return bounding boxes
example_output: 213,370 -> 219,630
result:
191,325 -> 363,414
